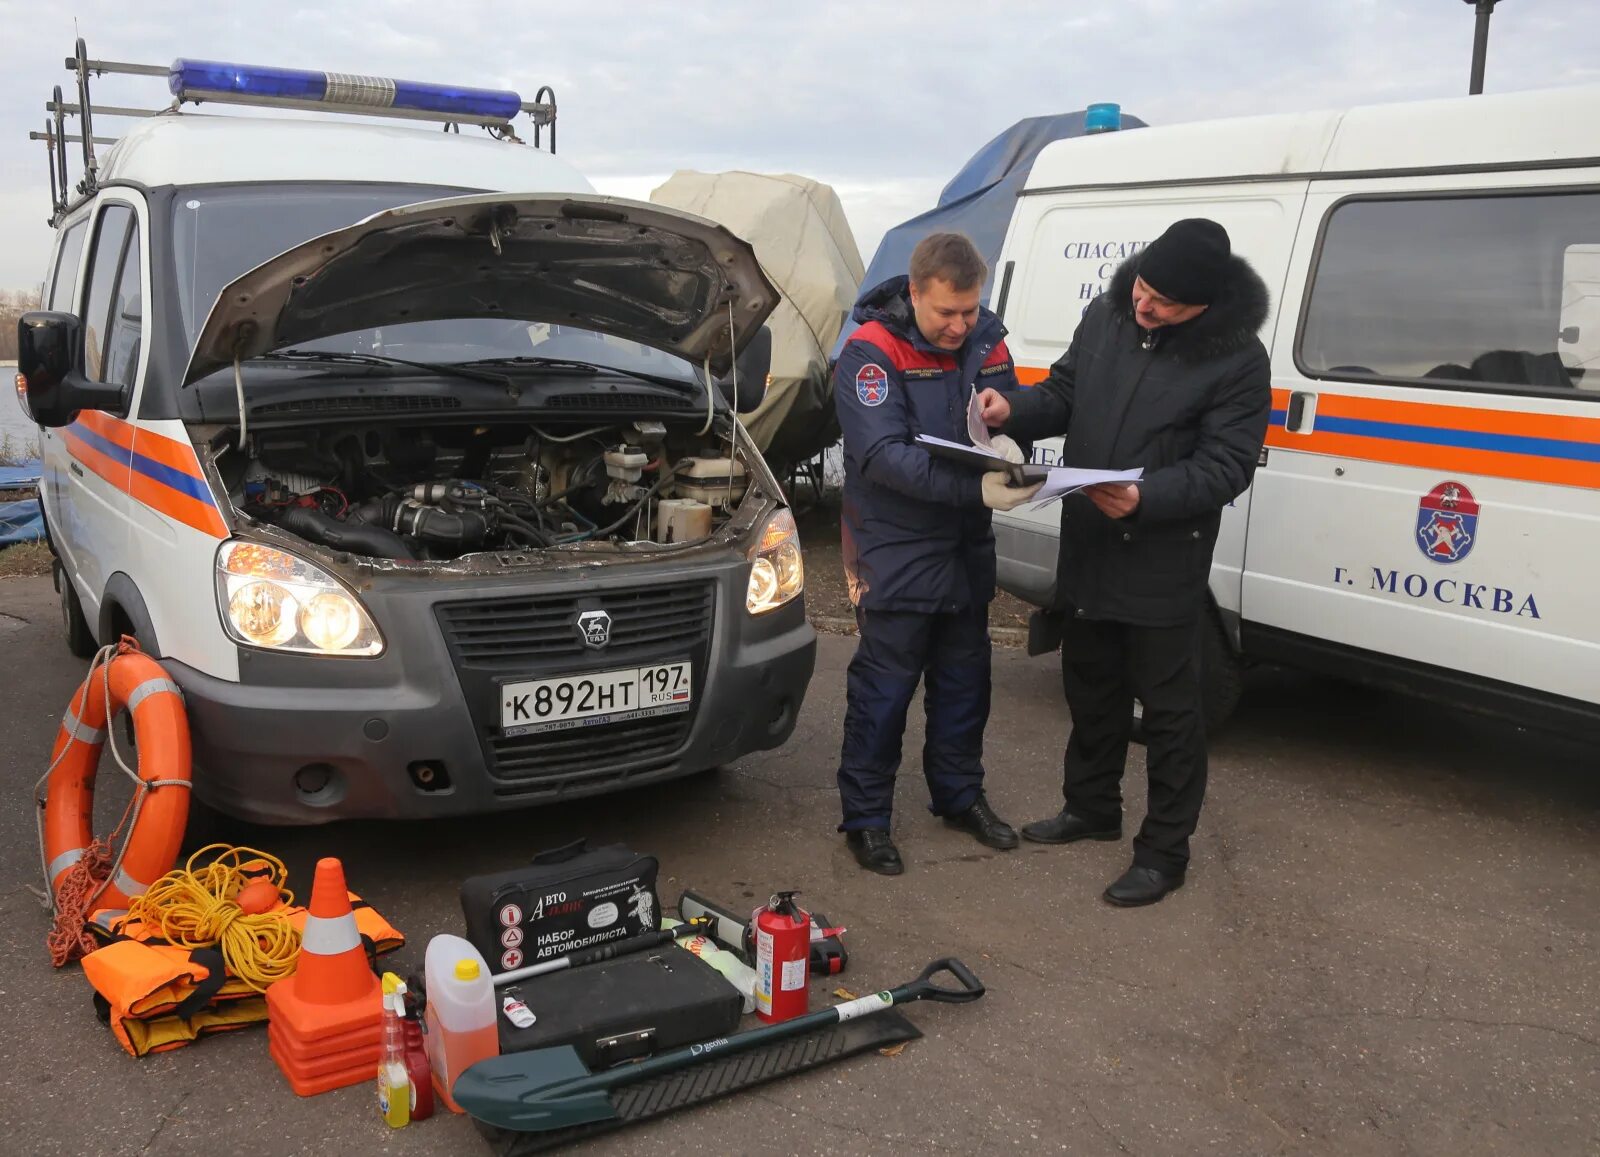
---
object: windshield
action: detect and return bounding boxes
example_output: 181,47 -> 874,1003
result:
170,183 -> 699,383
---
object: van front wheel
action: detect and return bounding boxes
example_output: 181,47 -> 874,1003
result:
56,562 -> 97,659
1130,611 -> 1242,745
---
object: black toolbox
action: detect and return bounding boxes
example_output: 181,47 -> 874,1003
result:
497,946 -> 743,1068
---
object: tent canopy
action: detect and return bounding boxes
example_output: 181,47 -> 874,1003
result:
651,171 -> 866,469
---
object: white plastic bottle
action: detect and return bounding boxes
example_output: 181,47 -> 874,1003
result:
423,934 -> 498,1114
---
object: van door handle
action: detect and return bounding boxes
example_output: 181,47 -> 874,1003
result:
70,461 -> 85,478
1286,390 -> 1316,433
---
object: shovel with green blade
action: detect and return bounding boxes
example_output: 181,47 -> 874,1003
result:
454,956 -> 985,1133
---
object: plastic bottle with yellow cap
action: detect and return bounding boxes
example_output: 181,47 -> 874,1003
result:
422,934 -> 498,1114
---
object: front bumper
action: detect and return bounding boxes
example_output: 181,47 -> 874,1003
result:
170,555 -> 815,824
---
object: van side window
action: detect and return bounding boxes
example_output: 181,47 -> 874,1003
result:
81,205 -> 134,384
1299,192 -> 1600,394
47,220 -> 89,312
102,230 -> 144,389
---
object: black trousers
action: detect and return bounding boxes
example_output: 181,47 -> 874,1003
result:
1058,611 -> 1206,873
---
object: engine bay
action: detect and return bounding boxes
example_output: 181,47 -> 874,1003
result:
222,417 -> 759,561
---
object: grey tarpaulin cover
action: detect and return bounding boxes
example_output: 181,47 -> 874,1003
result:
835,108 -> 1148,358
650,172 -> 865,470
0,460 -> 43,548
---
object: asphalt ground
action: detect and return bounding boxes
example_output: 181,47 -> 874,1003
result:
1,572 -> 1596,1156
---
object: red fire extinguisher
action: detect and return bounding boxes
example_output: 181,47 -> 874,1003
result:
753,891 -> 810,1023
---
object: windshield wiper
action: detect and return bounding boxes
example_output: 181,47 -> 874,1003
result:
458,356 -> 696,391
262,349 -> 516,390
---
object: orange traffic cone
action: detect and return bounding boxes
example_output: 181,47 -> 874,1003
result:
266,857 -> 383,1096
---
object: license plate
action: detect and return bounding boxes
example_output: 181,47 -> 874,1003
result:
500,661 -> 693,737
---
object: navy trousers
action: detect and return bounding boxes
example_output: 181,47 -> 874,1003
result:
837,605 -> 991,831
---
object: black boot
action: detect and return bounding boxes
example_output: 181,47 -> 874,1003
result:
846,829 -> 904,876
944,793 -> 1019,850
1103,862 -> 1185,907
1020,809 -> 1122,845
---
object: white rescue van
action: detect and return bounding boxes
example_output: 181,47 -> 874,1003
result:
18,45 -> 815,823
990,85 -> 1600,739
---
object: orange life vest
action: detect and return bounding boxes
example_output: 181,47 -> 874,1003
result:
81,894 -> 404,1057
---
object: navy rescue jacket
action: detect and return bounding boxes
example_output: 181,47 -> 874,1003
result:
833,276 -> 1024,613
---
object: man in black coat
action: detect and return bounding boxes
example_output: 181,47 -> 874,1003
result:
976,218 -> 1271,906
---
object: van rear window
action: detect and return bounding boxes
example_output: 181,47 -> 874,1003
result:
1298,191 -> 1600,395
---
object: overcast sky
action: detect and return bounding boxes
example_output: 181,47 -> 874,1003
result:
0,0 -> 1595,292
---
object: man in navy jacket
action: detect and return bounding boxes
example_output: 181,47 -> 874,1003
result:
832,232 -> 1042,876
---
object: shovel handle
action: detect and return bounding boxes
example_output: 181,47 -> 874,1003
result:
900,957 -> 985,1004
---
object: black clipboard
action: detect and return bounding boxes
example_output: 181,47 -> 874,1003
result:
920,438 -> 1051,486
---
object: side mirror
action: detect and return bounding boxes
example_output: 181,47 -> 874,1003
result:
718,325 -> 771,414
16,311 -> 129,428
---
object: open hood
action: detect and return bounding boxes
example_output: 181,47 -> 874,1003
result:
182,193 -> 780,386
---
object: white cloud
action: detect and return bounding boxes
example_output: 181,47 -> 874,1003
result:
0,0 -> 1595,287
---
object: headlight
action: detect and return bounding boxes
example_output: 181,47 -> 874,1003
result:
215,541 -> 384,656
746,509 -> 804,615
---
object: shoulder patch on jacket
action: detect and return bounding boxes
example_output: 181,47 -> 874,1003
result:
855,363 -> 889,407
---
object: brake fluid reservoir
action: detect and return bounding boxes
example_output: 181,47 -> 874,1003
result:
674,457 -> 747,508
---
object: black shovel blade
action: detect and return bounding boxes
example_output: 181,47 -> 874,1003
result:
455,1046 -> 618,1132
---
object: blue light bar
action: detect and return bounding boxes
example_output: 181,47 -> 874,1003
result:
168,59 -> 525,124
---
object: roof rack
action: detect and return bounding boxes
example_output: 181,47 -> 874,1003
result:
29,37 -> 559,226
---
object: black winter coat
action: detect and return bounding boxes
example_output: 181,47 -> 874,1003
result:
1004,253 -> 1272,627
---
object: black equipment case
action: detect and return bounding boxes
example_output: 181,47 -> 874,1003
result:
497,947 -> 743,1068
459,840 -> 659,976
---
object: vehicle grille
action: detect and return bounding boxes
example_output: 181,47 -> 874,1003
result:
435,581 -> 716,786
436,582 -> 713,671
488,718 -> 691,787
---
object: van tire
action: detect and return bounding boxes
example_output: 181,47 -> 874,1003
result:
1131,610 -> 1242,744
58,564 -> 98,659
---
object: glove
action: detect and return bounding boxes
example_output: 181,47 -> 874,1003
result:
989,434 -> 1025,464
981,471 -> 1044,512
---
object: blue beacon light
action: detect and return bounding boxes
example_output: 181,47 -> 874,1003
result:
1084,102 -> 1122,134
167,59 -> 525,123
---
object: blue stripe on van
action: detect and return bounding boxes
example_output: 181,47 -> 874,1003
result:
69,422 -> 218,504
1267,409 -> 1600,463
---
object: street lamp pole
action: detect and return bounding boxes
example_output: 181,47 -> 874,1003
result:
1463,0 -> 1504,95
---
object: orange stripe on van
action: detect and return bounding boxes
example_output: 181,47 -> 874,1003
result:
1015,366 -> 1049,385
62,413 -> 229,538
1264,388 -> 1600,490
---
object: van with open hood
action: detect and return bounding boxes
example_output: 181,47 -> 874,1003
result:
18,50 -> 815,822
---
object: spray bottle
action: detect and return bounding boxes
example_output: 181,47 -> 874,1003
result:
377,973 -> 411,1129
664,917 -> 758,1013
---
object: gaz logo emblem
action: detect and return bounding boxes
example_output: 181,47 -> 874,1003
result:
577,609 -> 612,649
1415,480 -> 1479,564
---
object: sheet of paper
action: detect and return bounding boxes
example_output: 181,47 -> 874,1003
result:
1027,466 -> 1144,506
966,388 -> 995,451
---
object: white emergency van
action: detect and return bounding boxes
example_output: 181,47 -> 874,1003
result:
17,44 -> 815,823
990,85 -> 1600,740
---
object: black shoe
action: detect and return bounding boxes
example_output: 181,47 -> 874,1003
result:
846,829 -> 904,876
1020,809 -> 1122,845
1102,863 -> 1185,907
944,793 -> 1019,850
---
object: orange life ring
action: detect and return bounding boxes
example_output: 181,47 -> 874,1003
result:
44,645 -> 191,911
